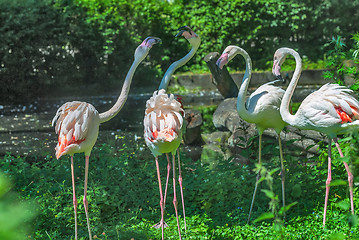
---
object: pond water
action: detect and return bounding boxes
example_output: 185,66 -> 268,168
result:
0,90 -> 223,156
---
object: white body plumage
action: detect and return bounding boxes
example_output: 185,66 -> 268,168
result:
242,80 -> 286,134
52,101 -> 100,159
144,89 -> 184,156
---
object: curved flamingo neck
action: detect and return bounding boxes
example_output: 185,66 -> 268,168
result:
99,56 -> 142,123
279,48 -> 303,126
233,47 -> 253,122
158,37 -> 200,90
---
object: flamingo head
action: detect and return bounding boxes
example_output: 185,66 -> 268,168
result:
135,36 -> 161,60
216,45 -> 244,70
272,48 -> 289,82
216,52 -> 229,70
175,26 -> 201,47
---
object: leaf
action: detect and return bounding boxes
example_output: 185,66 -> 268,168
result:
253,212 -> 275,223
279,202 -> 298,215
328,232 -> 346,240
338,136 -> 353,142
336,200 -> 350,211
348,214 -> 359,228
291,184 -> 302,198
269,167 -> 280,175
261,189 -> 275,199
329,179 -> 347,186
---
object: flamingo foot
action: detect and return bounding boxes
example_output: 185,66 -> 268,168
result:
152,220 -> 169,229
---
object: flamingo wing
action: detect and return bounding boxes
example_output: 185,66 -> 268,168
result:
144,89 -> 184,155
297,84 -> 359,129
52,101 -> 99,158
246,81 -> 285,114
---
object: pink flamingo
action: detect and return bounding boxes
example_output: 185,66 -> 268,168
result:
52,37 -> 161,240
273,47 -> 358,227
216,46 -> 287,223
144,26 -> 200,240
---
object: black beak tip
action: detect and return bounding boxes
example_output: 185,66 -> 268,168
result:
175,26 -> 191,37
175,30 -> 184,37
177,25 -> 188,31
276,75 -> 285,82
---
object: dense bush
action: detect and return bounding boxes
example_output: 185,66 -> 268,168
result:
0,0 -> 108,103
73,0 -> 359,70
1,0 -> 359,103
0,0 -> 67,102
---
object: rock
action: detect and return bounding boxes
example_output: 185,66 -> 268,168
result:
228,126 -> 257,149
259,125 -> 326,154
181,145 -> 203,162
200,131 -> 233,168
184,109 -> 203,145
229,152 -> 251,166
212,98 -> 325,155
212,98 -> 255,132
201,131 -> 231,145
204,52 -> 239,98
200,144 -> 226,169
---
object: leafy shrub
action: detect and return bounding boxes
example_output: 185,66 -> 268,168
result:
0,173 -> 36,239
1,130 -> 358,239
0,0 -> 68,102
2,0 -> 359,102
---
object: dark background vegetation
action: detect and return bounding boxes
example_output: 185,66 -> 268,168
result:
1,0 -> 359,103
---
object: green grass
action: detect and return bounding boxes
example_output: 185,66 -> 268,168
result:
0,132 -> 358,239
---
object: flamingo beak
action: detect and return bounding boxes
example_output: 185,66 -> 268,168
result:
273,60 -> 284,82
175,30 -> 185,37
142,37 -> 162,48
276,74 -> 284,82
216,53 -> 229,70
175,26 -> 194,38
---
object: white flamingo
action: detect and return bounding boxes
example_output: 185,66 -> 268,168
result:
144,26 -> 200,240
216,45 -> 287,223
52,37 -> 161,240
273,47 -> 359,227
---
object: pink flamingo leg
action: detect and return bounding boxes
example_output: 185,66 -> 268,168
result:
323,138 -> 332,228
248,134 -> 262,223
70,156 -> 78,240
153,157 -> 167,240
334,138 -> 354,215
83,156 -> 93,240
172,154 -> 182,239
163,154 -> 171,208
177,149 -> 187,231
278,135 -> 286,221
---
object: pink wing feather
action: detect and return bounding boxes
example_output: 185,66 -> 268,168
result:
52,101 -> 98,159
144,89 -> 184,156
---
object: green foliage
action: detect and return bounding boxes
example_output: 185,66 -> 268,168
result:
191,105 -> 217,134
0,173 -> 36,240
265,55 -> 325,72
1,130 -> 359,239
2,0 -> 359,102
167,84 -> 203,95
353,33 -> 359,60
323,35 -> 359,91
252,164 -> 297,233
323,36 -> 349,85
0,0 -> 68,102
